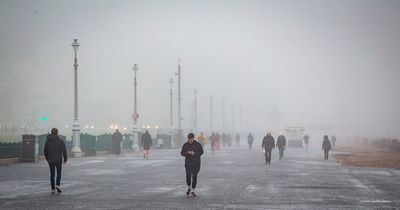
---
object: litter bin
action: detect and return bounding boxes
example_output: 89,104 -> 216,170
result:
21,134 -> 38,162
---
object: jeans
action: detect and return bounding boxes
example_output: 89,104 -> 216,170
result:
48,162 -> 62,189
185,165 -> 200,189
278,149 -> 284,159
265,149 -> 272,163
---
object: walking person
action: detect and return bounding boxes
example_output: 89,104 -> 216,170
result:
227,134 -> 232,147
262,132 -> 275,165
112,129 -> 123,155
303,134 -> 310,151
216,132 -> 221,151
276,133 -> 286,160
197,132 -> 207,147
181,133 -> 204,197
235,133 -> 240,146
141,130 -> 152,159
247,133 -> 254,150
44,128 -> 67,194
322,135 -> 332,160
209,132 -> 217,154
331,135 -> 337,150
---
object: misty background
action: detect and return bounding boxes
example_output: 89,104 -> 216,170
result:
1,0 -> 399,139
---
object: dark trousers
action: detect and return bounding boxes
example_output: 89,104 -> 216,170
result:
324,149 -> 329,159
265,149 -> 272,163
48,162 -> 62,189
185,165 -> 200,189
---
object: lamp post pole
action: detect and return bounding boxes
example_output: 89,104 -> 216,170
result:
71,39 -> 82,157
169,78 -> 174,128
132,64 -> 139,151
176,60 -> 183,145
194,88 -> 198,131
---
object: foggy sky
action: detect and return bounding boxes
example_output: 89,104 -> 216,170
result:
1,0 -> 399,138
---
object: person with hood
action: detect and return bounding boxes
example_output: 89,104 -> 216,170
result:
197,132 -> 207,147
276,133 -> 287,160
112,129 -> 123,155
247,133 -> 254,150
322,135 -> 332,160
44,128 -> 67,194
262,132 -> 275,165
141,130 -> 152,159
181,133 -> 204,197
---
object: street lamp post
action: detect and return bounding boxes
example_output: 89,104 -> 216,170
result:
132,64 -> 139,151
71,39 -> 83,157
210,95 -> 213,130
176,60 -> 183,145
169,78 -> 174,128
194,88 -> 198,131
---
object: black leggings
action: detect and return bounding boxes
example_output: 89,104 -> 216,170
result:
185,166 -> 200,189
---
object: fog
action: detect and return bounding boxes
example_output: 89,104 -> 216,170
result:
1,0 -> 399,139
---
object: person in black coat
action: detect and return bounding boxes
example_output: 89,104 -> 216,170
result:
181,133 -> 204,197
44,128 -> 67,194
112,129 -> 123,155
322,135 -> 332,160
141,130 -> 152,159
262,132 -> 275,165
276,134 -> 286,160
247,133 -> 254,150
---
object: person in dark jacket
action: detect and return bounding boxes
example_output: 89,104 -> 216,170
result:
322,135 -> 332,160
235,133 -> 240,146
44,128 -> 67,194
276,133 -> 286,160
303,134 -> 310,151
181,133 -> 204,197
141,130 -> 152,159
247,133 -> 254,150
262,132 -> 275,165
112,129 -> 123,155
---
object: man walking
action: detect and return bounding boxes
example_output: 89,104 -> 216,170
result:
141,130 -> 152,159
322,135 -> 332,160
262,132 -> 275,165
181,133 -> 204,197
44,128 -> 67,194
276,133 -> 286,160
303,134 -> 310,151
247,133 -> 254,150
112,129 -> 123,155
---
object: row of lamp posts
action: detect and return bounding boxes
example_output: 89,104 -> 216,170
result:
70,39 -> 182,156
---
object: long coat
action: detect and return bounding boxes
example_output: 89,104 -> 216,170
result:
141,132 -> 152,150
112,131 -> 123,154
276,135 -> 286,149
262,135 -> 275,150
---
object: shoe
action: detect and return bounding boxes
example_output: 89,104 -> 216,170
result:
55,185 -> 62,193
268,162 -> 271,165
186,189 -> 191,196
190,192 -> 197,197
51,189 -> 56,194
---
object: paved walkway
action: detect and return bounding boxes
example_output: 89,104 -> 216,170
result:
1,145 -> 399,209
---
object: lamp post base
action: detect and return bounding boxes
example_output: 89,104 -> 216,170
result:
72,151 -> 84,158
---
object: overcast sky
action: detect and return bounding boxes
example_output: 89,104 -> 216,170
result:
1,0 -> 399,138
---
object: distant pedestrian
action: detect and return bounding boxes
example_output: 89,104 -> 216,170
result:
44,128 -> 67,194
322,135 -> 331,160
227,134 -> 232,147
181,133 -> 204,197
197,132 -> 207,147
235,133 -> 240,146
331,135 -> 337,150
209,132 -> 217,154
222,133 -> 227,147
276,133 -> 286,160
262,132 -> 275,165
112,129 -> 123,155
303,134 -> 310,151
247,133 -> 254,150
216,132 -> 221,151
141,130 -> 152,159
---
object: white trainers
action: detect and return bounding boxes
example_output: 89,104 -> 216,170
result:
55,185 -> 62,193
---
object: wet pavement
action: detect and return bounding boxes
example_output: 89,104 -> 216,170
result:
1,145 -> 399,209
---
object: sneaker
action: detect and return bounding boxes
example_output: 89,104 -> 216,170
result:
190,192 -> 197,197
51,189 -> 56,194
186,189 -> 191,196
55,185 -> 62,193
